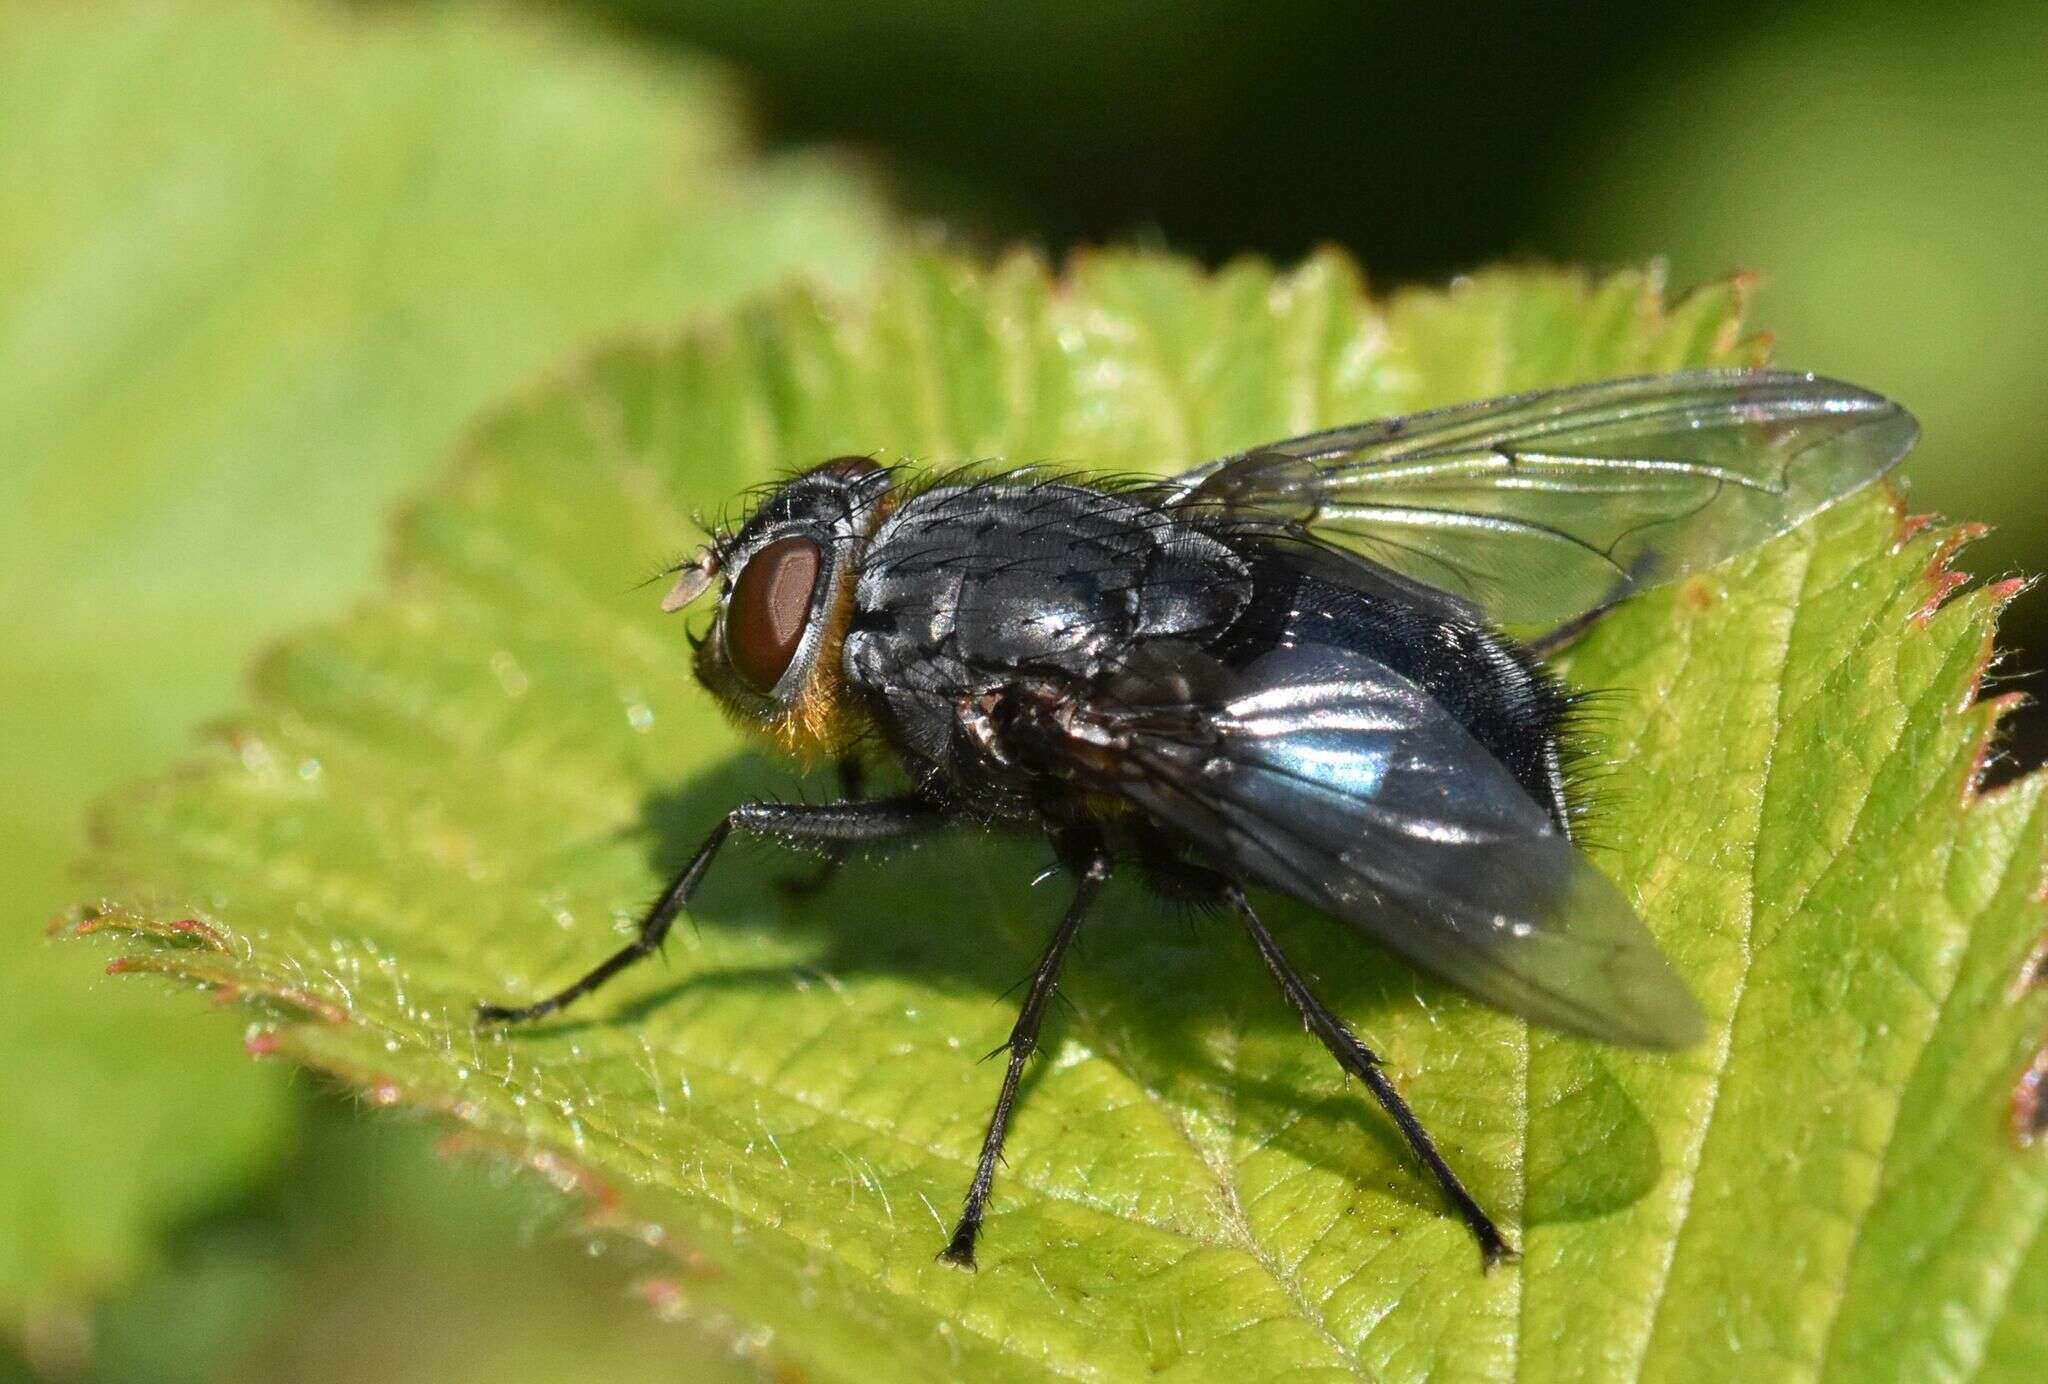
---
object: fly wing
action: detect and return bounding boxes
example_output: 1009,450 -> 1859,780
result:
1166,370 -> 1916,629
1056,640 -> 1704,1047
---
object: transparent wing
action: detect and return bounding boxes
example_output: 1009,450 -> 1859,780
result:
1169,369 -> 1917,628
1057,641 -> 1705,1047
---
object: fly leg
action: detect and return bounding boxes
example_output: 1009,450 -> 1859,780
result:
1524,604 -> 1612,660
1227,885 -> 1516,1269
775,758 -> 867,898
940,834 -> 1108,1269
475,795 -> 937,1026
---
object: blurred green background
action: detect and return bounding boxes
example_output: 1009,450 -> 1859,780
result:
3,0 -> 2040,1378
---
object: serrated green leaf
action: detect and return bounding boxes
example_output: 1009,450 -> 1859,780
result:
0,0 -> 885,1342
75,252 -> 2048,1381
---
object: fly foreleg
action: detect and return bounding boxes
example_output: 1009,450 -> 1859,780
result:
475,794 -> 936,1026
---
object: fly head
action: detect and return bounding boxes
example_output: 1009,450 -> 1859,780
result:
666,455 -> 894,760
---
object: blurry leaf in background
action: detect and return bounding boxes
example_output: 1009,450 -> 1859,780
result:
578,0 -> 1283,244
1552,0 -> 2048,753
74,252 -> 2048,1379
0,0 -> 885,1364
87,1105 -> 752,1384
0,961 -> 295,1377
571,0 -> 1770,274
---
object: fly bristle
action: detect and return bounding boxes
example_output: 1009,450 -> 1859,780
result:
1551,686 -> 1633,853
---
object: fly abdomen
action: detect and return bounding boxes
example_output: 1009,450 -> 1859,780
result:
1204,536 -> 1576,831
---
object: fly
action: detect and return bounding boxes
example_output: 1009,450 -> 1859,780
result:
476,369 -> 1917,1269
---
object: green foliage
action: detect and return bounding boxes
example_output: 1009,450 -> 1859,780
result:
0,0 -> 884,1346
74,253 -> 2048,1380
84,1106 -> 754,1384
1562,0 -> 2048,586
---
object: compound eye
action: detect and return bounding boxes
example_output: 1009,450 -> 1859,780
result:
811,454 -> 884,481
726,535 -> 824,692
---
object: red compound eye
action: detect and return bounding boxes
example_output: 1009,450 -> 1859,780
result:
814,454 -> 882,477
725,536 -> 823,692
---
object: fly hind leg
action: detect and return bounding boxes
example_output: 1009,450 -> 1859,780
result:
1227,883 -> 1516,1269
